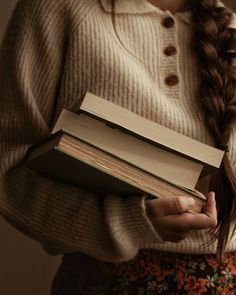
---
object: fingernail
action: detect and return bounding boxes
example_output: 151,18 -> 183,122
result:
183,198 -> 195,207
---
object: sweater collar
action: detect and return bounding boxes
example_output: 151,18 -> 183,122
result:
99,0 -> 236,29
99,0 -> 192,25
99,0 -> 159,15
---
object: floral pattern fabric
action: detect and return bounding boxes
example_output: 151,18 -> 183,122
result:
51,250 -> 236,295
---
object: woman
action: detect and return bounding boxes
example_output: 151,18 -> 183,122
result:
0,0 -> 236,294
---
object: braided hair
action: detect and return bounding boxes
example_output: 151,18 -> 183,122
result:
109,0 -> 236,262
190,0 -> 236,262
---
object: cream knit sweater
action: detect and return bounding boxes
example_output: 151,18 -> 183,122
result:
1,0 -> 236,262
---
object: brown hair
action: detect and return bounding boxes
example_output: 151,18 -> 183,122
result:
190,0 -> 236,262
109,0 -> 236,262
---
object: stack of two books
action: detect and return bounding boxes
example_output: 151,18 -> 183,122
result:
25,93 -> 225,213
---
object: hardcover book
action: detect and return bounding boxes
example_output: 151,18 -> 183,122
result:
25,92 -> 225,213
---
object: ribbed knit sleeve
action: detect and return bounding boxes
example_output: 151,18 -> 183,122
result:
0,0 -> 159,262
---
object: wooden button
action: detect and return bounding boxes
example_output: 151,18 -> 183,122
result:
165,75 -> 179,86
164,46 -> 177,56
162,17 -> 175,28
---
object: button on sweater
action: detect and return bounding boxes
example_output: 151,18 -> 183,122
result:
0,0 -> 236,262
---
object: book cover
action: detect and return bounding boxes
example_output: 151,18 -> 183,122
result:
71,92 -> 224,172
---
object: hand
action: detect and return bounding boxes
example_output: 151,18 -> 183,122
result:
145,192 -> 217,243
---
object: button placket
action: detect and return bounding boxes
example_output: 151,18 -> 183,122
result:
159,14 -> 181,98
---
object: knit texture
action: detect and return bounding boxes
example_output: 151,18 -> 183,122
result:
0,0 -> 236,262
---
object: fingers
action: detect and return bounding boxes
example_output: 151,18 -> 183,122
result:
156,213 -> 191,241
203,191 -> 217,220
159,192 -> 217,231
146,195 -> 196,217
186,191 -> 217,230
145,192 -> 218,244
158,209 -> 217,232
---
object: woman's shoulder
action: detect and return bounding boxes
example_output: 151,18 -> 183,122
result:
12,0 -> 101,30
15,0 -> 100,19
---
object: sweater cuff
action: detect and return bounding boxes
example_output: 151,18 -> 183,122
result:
104,194 -> 162,261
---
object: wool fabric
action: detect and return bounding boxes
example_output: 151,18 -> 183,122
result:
0,0 -> 236,262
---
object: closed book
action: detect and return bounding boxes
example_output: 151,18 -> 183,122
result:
25,92 -> 225,214
25,131 -> 206,213
52,92 -> 224,192
53,111 -> 203,191
71,92 -> 224,174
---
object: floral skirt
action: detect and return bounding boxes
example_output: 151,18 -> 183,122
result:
50,250 -> 236,295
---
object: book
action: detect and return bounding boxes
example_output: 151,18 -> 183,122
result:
71,92 -> 224,172
24,92 -> 225,214
53,111 -> 203,191
25,130 -> 206,213
52,92 -> 224,191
